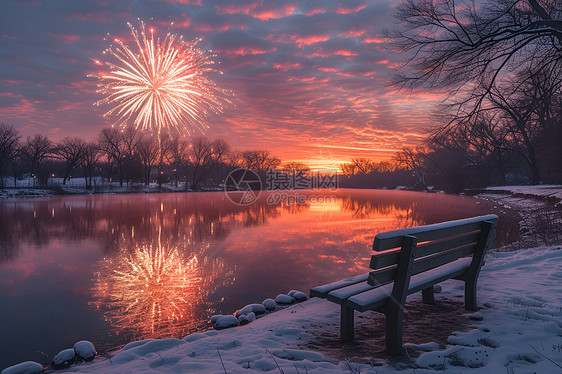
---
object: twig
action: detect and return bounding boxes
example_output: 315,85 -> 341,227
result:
529,344 -> 562,369
265,349 -> 284,374
369,360 -> 379,374
217,349 -> 227,374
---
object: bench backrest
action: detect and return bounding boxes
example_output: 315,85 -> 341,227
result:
367,214 -> 498,286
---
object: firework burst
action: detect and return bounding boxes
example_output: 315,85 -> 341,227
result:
92,21 -> 232,135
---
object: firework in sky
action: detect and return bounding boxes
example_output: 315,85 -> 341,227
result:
92,21 -> 232,135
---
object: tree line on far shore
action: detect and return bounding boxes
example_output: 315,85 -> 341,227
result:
1,119 -> 560,193
0,124 -> 291,191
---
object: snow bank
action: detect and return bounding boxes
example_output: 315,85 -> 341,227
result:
485,185 -> 562,205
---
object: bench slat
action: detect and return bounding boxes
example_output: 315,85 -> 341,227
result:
310,273 -> 369,298
367,265 -> 397,286
369,231 -> 481,270
411,244 -> 475,276
327,281 -> 380,304
415,231 -> 480,259
369,249 -> 400,270
348,257 -> 472,312
373,215 -> 498,252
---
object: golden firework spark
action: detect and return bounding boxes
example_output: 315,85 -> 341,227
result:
92,21 -> 232,135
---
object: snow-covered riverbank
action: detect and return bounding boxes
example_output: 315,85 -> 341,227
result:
2,186 -> 561,374
477,185 -> 562,250
33,245 -> 558,374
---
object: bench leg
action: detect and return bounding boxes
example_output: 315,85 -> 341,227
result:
385,306 -> 404,355
422,287 -> 435,304
340,305 -> 354,342
465,278 -> 478,311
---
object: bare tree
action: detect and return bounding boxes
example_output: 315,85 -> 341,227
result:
283,161 -> 311,173
390,0 -> 562,183
157,133 -> 174,188
98,128 -> 126,186
55,137 -> 86,185
82,142 -> 101,189
121,127 -> 141,186
0,123 -> 20,188
136,135 -> 159,186
21,134 -> 53,187
241,150 -> 281,174
168,136 -> 190,188
394,146 -> 428,189
340,162 -> 358,176
391,0 -> 562,99
189,137 -> 213,191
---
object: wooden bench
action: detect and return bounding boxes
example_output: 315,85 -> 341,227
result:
310,214 -> 498,355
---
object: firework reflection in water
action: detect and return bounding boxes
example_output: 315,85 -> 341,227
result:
91,235 -> 233,339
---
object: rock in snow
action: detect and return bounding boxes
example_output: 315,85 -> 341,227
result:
238,312 -> 256,325
288,290 -> 307,301
262,298 -> 276,311
236,303 -> 266,317
73,340 -> 96,361
433,284 -> 443,293
211,315 -> 239,329
51,348 -> 76,368
0,361 -> 44,374
275,294 -> 295,304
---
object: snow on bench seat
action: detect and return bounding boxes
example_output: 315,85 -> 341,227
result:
310,272 -> 368,298
346,257 -> 472,312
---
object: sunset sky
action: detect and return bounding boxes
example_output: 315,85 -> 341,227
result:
0,0 -> 441,170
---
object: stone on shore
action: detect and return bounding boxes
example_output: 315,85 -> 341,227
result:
0,361 -> 44,374
73,340 -> 96,361
52,348 -> 76,368
276,294 -> 296,304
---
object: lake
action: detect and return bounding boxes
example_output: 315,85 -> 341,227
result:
0,189 -> 519,369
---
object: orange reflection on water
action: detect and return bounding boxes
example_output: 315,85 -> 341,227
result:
91,230 -> 234,340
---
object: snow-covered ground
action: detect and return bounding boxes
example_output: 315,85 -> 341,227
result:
2,185 -> 561,374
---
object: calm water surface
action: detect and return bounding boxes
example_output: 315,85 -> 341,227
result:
0,189 -> 519,369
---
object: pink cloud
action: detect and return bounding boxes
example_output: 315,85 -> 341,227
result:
362,36 -> 385,44
155,0 -> 201,4
289,34 -> 331,47
273,61 -> 302,71
218,46 -> 276,58
335,4 -> 367,14
216,1 -> 263,15
251,3 -> 297,20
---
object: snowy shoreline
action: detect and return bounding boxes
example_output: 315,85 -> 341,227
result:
2,186 -> 561,374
